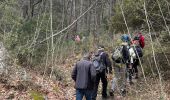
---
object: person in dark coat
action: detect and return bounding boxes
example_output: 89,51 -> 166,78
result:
92,46 -> 112,99
72,52 -> 96,100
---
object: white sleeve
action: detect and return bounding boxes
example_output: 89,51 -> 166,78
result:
129,48 -> 134,63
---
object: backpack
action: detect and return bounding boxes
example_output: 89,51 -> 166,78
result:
112,46 -> 123,63
133,46 -> 143,58
112,45 -> 130,63
139,35 -> 145,48
93,52 -> 106,73
121,45 -> 130,63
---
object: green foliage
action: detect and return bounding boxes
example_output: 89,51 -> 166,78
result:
0,1 -> 52,66
111,0 -> 144,33
0,0 -> 21,33
110,0 -> 170,33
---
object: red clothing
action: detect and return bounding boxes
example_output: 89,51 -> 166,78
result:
132,40 -> 140,46
139,35 -> 145,48
75,35 -> 81,42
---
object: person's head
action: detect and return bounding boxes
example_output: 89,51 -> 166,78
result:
83,52 -> 91,60
98,45 -> 104,51
134,36 -> 139,40
98,45 -> 104,49
133,32 -> 142,40
121,34 -> 130,43
96,45 -> 104,55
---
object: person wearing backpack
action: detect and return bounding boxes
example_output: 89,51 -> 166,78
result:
121,42 -> 134,85
131,41 -> 143,79
111,41 -> 130,97
92,46 -> 112,100
71,52 -> 96,100
120,34 -> 134,84
75,35 -> 81,43
133,32 -> 145,49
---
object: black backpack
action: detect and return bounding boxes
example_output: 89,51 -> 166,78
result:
133,46 -> 143,58
92,52 -> 106,73
121,45 -> 130,63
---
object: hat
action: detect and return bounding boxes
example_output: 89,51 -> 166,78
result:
121,34 -> 130,42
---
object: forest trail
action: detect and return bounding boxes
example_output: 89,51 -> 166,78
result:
62,51 -> 170,100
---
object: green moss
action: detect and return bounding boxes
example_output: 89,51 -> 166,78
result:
30,90 -> 44,100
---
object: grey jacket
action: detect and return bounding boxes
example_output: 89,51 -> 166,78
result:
71,58 -> 96,90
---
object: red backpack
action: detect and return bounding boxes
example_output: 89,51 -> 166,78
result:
139,35 -> 145,48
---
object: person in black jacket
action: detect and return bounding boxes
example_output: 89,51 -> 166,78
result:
92,46 -> 112,99
72,52 -> 96,100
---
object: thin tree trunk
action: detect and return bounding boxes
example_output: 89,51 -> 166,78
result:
50,0 -> 54,78
88,0 -> 92,33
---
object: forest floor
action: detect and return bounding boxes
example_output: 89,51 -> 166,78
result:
0,57 -> 170,100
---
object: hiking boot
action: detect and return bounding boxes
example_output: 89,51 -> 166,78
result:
135,76 -> 138,79
109,90 -> 114,97
135,73 -> 139,79
121,89 -> 127,97
102,95 -> 108,99
102,93 -> 108,99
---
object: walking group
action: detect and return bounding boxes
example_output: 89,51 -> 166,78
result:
71,32 -> 145,100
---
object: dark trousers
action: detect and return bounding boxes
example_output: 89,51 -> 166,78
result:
132,59 -> 139,74
125,63 -> 133,82
92,71 -> 107,100
76,89 -> 93,100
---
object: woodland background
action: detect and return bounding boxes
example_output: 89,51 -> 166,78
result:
0,0 -> 170,99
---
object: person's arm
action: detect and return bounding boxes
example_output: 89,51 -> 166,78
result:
71,64 -> 77,82
90,63 -> 96,82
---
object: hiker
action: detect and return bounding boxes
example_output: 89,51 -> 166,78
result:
133,32 -> 145,49
75,35 -> 81,43
121,34 -> 134,84
131,40 -> 143,79
71,52 -> 96,100
111,34 -> 133,97
92,46 -> 112,99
